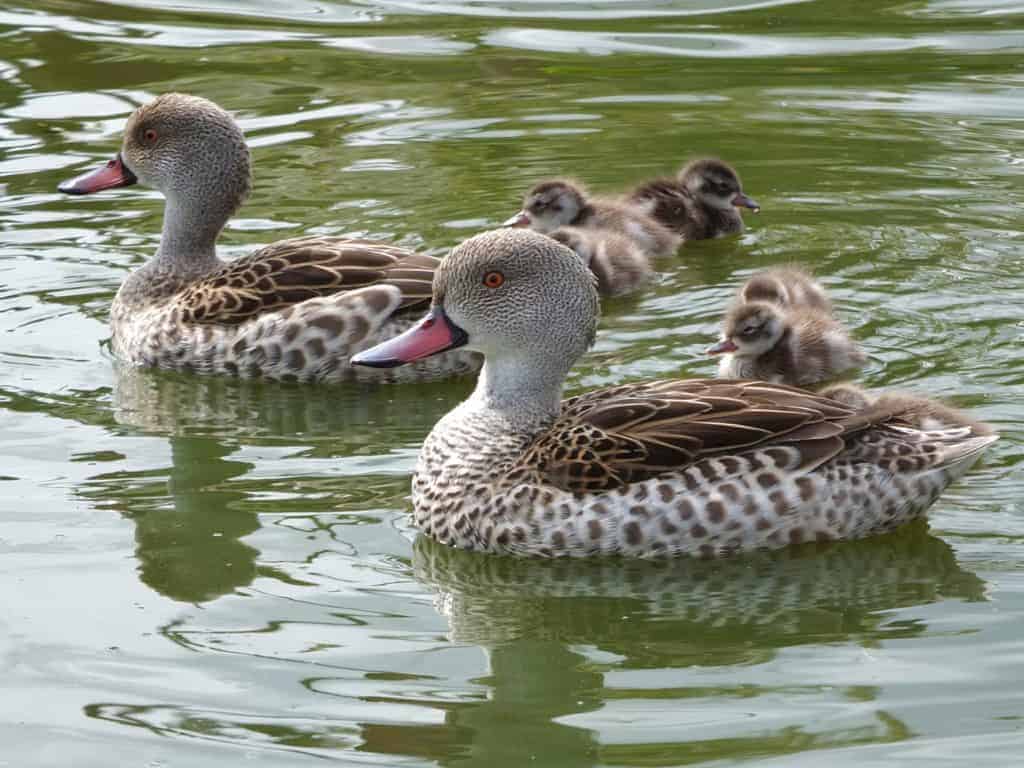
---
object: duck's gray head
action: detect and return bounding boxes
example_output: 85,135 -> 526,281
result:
680,158 -> 759,213
503,179 -> 587,233
58,93 -> 252,218
352,228 -> 600,378
708,301 -> 784,358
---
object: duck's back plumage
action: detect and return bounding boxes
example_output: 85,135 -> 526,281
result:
111,236 -> 478,382
520,380 -> 851,493
171,237 -> 432,324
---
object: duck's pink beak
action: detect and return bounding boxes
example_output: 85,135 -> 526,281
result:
502,210 -> 531,227
707,338 -> 738,355
351,306 -> 468,368
732,193 -> 760,213
58,154 -> 137,195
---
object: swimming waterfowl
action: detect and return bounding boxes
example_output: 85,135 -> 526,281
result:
549,226 -> 652,297
738,266 -> 832,313
504,179 -> 680,258
820,384 -> 994,435
57,92 -> 479,383
351,229 -> 995,559
709,301 -> 865,387
629,158 -> 759,240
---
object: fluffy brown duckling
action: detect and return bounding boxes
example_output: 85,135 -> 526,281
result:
737,266 -> 832,313
820,384 -> 994,435
708,301 -> 866,386
629,158 -> 759,240
504,179 -> 680,258
549,226 -> 652,298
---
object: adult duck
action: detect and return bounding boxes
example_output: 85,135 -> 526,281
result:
352,229 -> 995,558
57,93 -> 479,383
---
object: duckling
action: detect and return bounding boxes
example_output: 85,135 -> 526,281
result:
738,266 -> 832,314
549,226 -> 652,298
708,301 -> 866,387
504,179 -> 680,258
629,158 -> 759,240
817,382 -> 872,409
820,384 -> 994,435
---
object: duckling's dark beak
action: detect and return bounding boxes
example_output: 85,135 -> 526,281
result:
502,211 -> 531,227
732,193 -> 760,213
707,338 -> 738,355
351,306 -> 468,368
58,154 -> 138,195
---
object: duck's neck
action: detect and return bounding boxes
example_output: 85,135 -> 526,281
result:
151,191 -> 228,277
467,354 -> 566,428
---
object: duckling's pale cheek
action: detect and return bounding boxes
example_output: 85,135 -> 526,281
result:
529,214 -> 557,233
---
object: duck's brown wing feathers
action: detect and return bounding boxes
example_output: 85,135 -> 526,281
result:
524,379 -> 860,493
178,237 -> 438,325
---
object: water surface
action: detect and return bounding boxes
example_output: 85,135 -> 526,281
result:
1,0 -> 1022,765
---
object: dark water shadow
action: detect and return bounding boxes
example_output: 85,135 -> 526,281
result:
75,365 -> 472,603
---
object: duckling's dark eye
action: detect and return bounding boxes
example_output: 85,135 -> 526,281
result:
143,129 -> 158,143
483,271 -> 505,289
740,326 -> 759,337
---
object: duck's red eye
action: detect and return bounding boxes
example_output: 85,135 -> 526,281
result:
144,129 -> 158,143
483,271 -> 504,289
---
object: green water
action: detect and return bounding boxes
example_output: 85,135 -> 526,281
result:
1,0 -> 1022,765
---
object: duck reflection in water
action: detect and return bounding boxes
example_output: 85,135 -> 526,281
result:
78,430 -> 260,604
374,525 -> 985,764
335,526 -> 987,765
77,364 -> 471,603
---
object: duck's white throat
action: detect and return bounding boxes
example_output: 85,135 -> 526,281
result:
468,351 -> 567,427
154,189 -> 226,273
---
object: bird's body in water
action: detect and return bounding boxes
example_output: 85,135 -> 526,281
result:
505,178 -> 681,259
629,158 -> 760,240
57,93 -> 479,384
709,300 -> 866,388
351,228 -> 995,559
